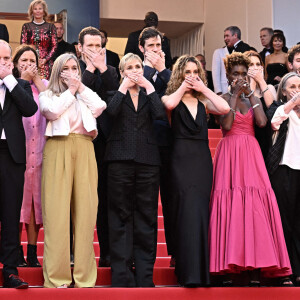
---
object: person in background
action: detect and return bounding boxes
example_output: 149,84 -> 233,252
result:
196,53 -> 218,128
105,53 -> 165,287
259,27 -> 274,65
287,44 -> 300,74
265,33 -> 289,86
71,42 -> 81,59
244,50 -> 276,160
195,54 -> 214,91
99,29 -> 120,81
209,52 -> 292,287
21,0 -> 57,80
162,55 -> 230,287
12,45 -> 48,268
52,22 -> 76,61
0,39 -> 38,289
40,53 -> 107,288
267,72 -> 300,286
273,29 -> 289,53
0,23 -> 9,42
77,26 -> 119,268
138,27 -> 174,265
124,11 -> 172,69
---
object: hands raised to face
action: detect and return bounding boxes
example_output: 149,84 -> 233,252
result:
82,48 -> 106,72
182,75 -> 206,93
0,61 -> 13,80
230,78 -> 252,97
144,50 -> 166,72
20,64 -> 38,81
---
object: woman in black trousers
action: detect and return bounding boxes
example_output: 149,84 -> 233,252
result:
105,53 -> 165,287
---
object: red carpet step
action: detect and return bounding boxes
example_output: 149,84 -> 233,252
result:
1,287 -> 300,300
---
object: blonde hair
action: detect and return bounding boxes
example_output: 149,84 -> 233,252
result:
28,0 -> 48,20
47,53 -> 81,96
119,53 -> 143,73
165,55 -> 207,98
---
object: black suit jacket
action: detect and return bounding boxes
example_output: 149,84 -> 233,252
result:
104,90 -> 165,166
52,39 -> 76,61
124,29 -> 172,69
259,48 -> 273,65
106,49 -> 120,81
0,78 -> 37,163
234,40 -> 252,53
0,24 -> 9,42
79,60 -> 119,138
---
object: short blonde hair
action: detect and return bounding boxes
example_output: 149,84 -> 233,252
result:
119,53 -> 143,73
47,53 -> 81,96
28,0 -> 49,20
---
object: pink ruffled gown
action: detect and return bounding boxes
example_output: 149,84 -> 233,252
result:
209,108 -> 291,277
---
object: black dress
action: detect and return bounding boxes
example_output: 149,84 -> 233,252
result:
171,100 -> 212,286
266,63 -> 288,85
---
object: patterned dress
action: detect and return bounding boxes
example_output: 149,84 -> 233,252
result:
21,22 -> 57,79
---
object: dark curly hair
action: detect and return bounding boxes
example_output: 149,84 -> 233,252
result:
223,52 -> 251,74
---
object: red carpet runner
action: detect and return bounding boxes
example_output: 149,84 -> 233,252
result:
1,129 -> 299,299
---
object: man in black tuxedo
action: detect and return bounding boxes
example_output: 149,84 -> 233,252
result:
224,26 -> 251,54
77,27 -> 119,268
0,40 -> 37,288
0,24 -> 9,43
99,29 -> 120,81
124,11 -> 172,69
259,27 -> 274,65
52,22 -> 76,61
138,27 -> 175,265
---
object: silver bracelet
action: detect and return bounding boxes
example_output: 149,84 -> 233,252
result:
262,87 -> 269,94
252,103 -> 260,109
245,90 -> 254,98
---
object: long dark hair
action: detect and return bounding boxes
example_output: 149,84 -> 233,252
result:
12,44 -> 39,78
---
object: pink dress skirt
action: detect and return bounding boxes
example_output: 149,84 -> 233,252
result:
209,109 -> 291,277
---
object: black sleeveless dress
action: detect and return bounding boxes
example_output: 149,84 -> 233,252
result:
171,100 -> 212,286
266,63 -> 288,85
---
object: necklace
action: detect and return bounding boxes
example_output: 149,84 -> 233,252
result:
130,93 -> 139,98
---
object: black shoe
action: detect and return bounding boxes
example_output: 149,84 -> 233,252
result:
17,245 -> 28,267
98,256 -> 110,267
26,244 -> 41,267
3,274 -> 29,289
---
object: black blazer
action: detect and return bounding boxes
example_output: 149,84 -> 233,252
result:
80,60 -> 119,138
124,29 -> 172,69
0,24 -> 9,42
0,79 -> 37,164
104,90 -> 165,166
106,49 -> 120,80
235,40 -> 252,53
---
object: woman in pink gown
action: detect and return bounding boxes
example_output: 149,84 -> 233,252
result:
12,45 -> 47,267
209,52 -> 292,286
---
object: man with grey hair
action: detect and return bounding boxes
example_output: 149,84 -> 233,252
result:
224,26 -> 251,54
259,27 -> 274,64
0,39 -> 37,288
212,26 -> 251,95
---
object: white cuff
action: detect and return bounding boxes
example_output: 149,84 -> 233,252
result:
3,75 -> 18,92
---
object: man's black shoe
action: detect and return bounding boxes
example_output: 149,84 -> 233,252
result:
3,274 -> 29,289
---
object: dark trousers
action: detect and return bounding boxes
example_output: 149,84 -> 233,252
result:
108,161 -> 159,287
270,165 -> 300,276
0,140 -> 25,280
94,137 -> 109,258
159,146 -> 175,256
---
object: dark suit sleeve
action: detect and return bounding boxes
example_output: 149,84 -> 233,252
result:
11,80 -> 38,117
124,32 -> 138,55
162,37 -> 172,69
0,24 -> 9,43
101,65 -> 119,91
147,91 -> 165,120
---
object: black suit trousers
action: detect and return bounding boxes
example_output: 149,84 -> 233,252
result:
108,161 -> 159,287
0,140 -> 25,280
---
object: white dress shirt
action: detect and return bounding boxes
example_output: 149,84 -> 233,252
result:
0,75 -> 18,139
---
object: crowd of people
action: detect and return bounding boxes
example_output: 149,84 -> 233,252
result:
0,0 -> 300,290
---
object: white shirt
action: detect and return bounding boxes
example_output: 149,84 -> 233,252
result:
271,105 -> 300,170
0,75 -> 18,139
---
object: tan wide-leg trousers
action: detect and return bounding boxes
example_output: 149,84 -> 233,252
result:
41,134 -> 98,288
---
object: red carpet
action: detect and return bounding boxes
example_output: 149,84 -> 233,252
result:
1,129 -> 300,298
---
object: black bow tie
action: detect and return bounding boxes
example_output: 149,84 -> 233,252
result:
227,47 -> 234,54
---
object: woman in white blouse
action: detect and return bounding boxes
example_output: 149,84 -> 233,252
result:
268,72 -> 300,286
39,53 -> 106,288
